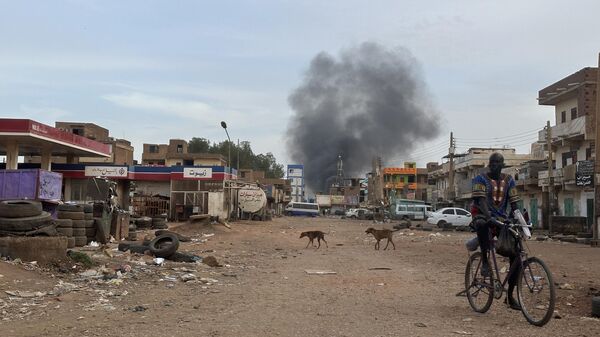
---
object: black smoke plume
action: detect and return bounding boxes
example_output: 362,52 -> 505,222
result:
286,42 -> 441,193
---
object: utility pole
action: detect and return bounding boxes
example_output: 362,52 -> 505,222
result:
546,120 -> 554,233
448,132 -> 455,204
594,53 -> 600,242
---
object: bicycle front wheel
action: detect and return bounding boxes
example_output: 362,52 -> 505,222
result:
517,257 -> 556,326
465,252 -> 494,313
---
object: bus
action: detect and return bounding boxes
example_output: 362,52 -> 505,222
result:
284,202 -> 320,217
392,199 -> 432,220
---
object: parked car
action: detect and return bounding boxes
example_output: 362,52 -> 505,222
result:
345,208 -> 373,220
426,207 -> 472,227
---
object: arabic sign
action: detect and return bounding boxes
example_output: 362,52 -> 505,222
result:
576,160 -> 594,187
85,166 -> 128,177
183,167 -> 213,179
238,188 -> 267,213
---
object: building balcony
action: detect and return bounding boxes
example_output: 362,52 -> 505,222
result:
538,115 -> 590,144
538,169 -> 563,187
456,179 -> 472,200
383,182 -> 417,190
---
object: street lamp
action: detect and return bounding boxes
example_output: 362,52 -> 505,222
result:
220,121 -> 231,174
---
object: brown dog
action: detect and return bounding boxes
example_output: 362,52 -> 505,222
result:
299,231 -> 328,249
365,227 -> 397,250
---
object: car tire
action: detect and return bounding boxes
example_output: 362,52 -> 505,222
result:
57,211 -> 85,220
437,220 -> 447,228
149,233 -> 179,258
592,296 -> 600,318
72,228 -> 86,236
74,236 -> 87,247
0,200 -> 43,218
0,212 -> 52,231
54,219 -> 73,228
57,204 -> 85,212
57,227 -> 73,237
72,220 -> 86,228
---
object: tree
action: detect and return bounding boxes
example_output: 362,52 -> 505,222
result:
188,138 -> 284,178
188,137 -> 211,153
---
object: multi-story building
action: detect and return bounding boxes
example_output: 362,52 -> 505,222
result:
142,139 -> 226,167
26,122 -> 134,166
428,147 -> 533,209
287,164 -> 305,202
383,162 -> 420,203
537,66 -> 598,228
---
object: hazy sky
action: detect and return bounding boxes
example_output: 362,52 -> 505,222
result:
1,0 -> 599,169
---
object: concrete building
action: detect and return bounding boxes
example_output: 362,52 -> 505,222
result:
287,164 -> 305,202
25,122 -> 134,166
428,148 -> 533,209
537,67 -> 598,229
382,162 -> 429,202
142,139 -> 226,167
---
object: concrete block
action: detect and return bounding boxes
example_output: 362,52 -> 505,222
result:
0,236 -> 67,263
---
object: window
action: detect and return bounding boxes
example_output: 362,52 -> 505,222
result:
456,209 -> 469,216
183,159 -> 193,166
149,145 -> 159,153
570,107 -> 577,120
442,209 -> 454,215
177,144 -> 183,153
561,111 -> 566,123
72,128 -> 84,136
562,151 -> 577,167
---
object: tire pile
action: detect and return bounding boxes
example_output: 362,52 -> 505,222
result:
56,204 -> 94,247
0,200 -> 57,237
152,216 -> 168,229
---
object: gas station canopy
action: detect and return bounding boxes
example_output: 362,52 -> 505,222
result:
0,119 -> 111,169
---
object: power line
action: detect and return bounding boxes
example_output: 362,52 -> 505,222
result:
456,127 -> 543,141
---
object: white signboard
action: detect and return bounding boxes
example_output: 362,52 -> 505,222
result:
288,167 -> 303,177
238,188 -> 267,213
85,166 -> 128,177
183,167 -> 213,179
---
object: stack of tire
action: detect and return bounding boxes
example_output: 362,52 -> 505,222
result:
135,216 -> 152,230
128,223 -> 137,241
54,216 -> 75,248
83,205 -> 95,243
0,200 -> 52,235
152,215 -> 168,229
57,204 -> 88,247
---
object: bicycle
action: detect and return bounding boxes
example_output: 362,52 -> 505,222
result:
464,215 -> 556,326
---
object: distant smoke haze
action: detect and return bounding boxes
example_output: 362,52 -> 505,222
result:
286,42 -> 441,193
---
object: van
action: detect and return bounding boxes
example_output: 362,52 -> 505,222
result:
284,202 -> 319,217
394,203 -> 432,220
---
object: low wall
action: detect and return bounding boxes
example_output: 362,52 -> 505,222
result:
551,216 -> 588,235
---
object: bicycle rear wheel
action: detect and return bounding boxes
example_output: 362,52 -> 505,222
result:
517,257 -> 556,326
465,252 -> 494,313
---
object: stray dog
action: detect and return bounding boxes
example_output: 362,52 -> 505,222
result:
365,227 -> 398,250
299,231 -> 328,249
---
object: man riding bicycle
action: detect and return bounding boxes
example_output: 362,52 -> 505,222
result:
471,152 -> 521,310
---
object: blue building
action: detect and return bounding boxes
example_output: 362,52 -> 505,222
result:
287,164 -> 305,202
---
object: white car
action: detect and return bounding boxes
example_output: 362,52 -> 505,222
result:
426,207 -> 472,227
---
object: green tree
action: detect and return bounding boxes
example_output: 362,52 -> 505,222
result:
188,137 -> 211,153
188,138 -> 284,178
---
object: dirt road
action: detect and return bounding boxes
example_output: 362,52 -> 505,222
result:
1,216 -> 599,336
